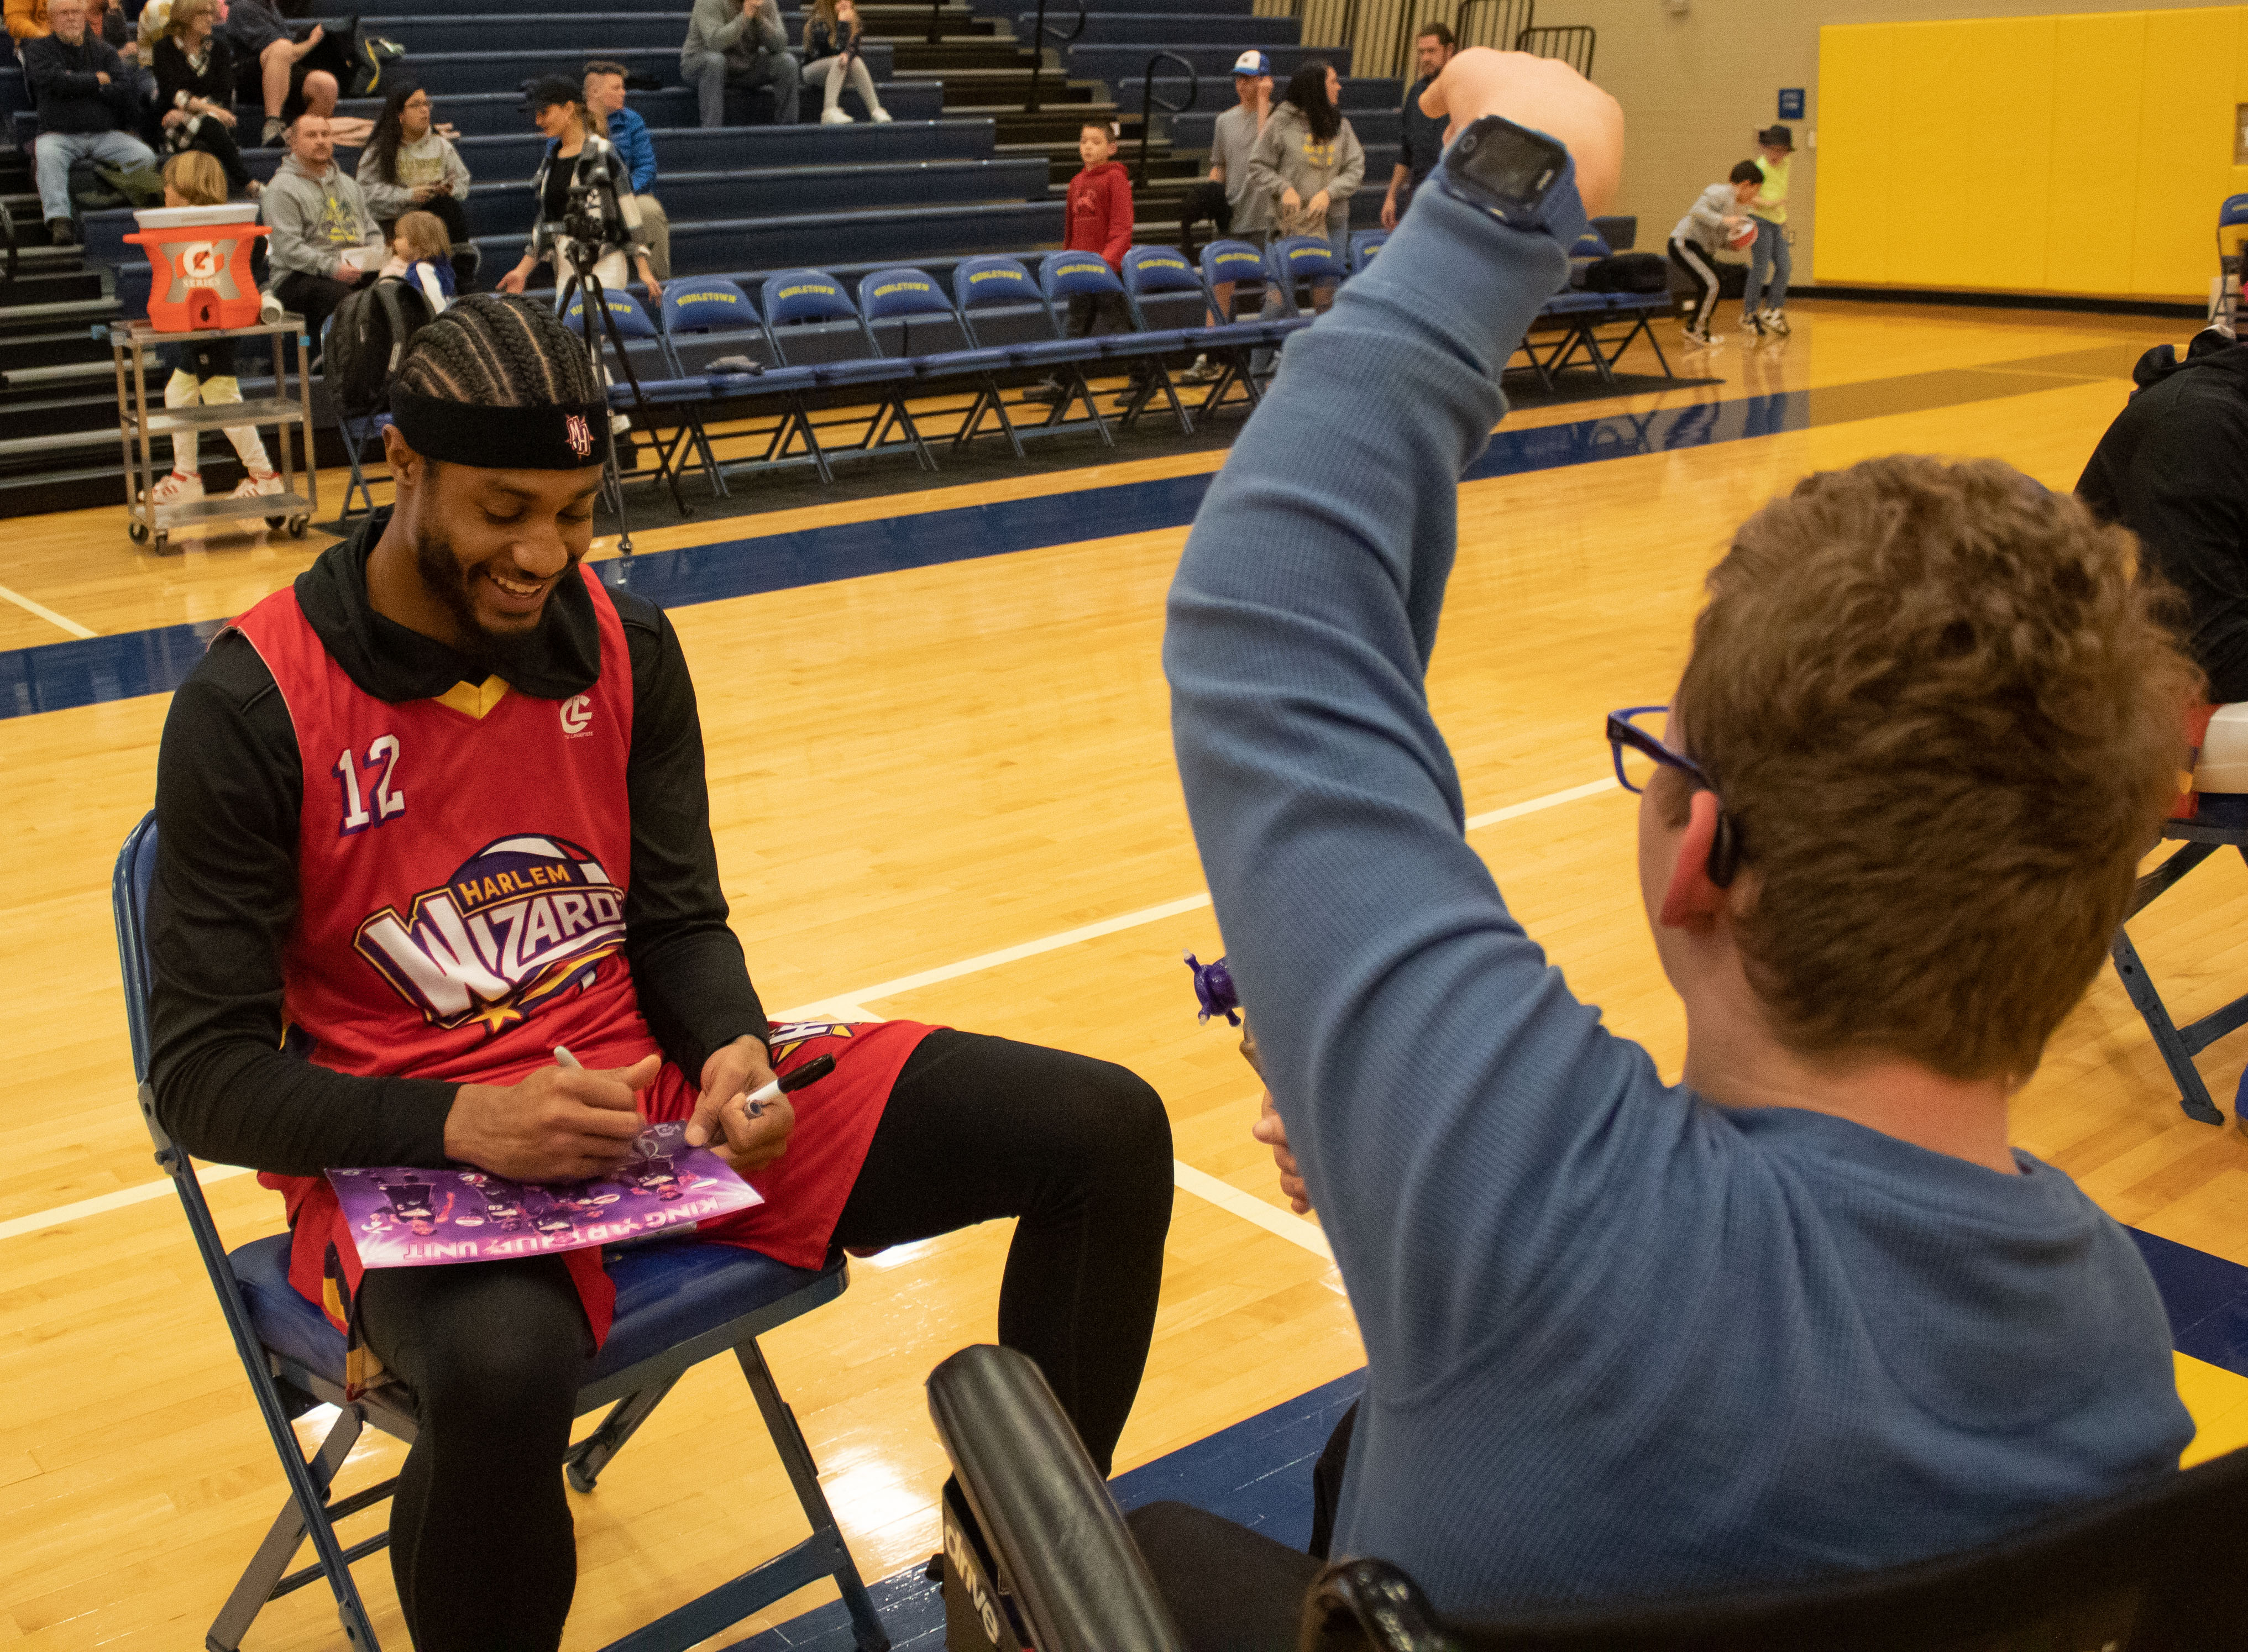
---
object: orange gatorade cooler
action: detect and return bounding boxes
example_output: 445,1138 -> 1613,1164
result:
125,203 -> 269,332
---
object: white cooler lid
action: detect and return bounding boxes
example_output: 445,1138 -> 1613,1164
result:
132,203 -> 262,228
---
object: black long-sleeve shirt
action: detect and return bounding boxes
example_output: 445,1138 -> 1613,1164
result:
24,27 -> 137,132
149,516 -> 769,1177
2078,337 -> 2248,701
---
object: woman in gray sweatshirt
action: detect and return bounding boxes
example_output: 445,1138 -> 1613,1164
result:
1245,59 -> 1364,265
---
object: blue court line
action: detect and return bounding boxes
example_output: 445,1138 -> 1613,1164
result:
0,387 -> 1832,723
732,1235 -> 2248,1649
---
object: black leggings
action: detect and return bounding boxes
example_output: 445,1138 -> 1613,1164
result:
172,118 -> 250,194
355,1029 -> 1173,1651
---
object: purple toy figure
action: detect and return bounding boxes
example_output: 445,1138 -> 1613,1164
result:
1185,952 -> 1262,1075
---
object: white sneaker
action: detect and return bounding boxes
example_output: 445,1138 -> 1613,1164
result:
871,107 -> 892,123
1760,308 -> 1791,335
820,107 -> 853,124
1680,328 -> 1725,349
232,471 -> 285,500
145,470 -> 203,505
1178,353 -> 1218,384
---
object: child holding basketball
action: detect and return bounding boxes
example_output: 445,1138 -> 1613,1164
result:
145,150 -> 283,506
378,207 -> 456,313
1668,161 -> 1760,349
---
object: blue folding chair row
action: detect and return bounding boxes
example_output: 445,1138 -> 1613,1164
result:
588,245 -> 1311,494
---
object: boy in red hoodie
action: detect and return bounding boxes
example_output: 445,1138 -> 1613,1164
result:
1028,119 -> 1137,402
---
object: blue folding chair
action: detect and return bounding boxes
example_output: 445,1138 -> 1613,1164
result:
558,285 -> 688,519
111,812 -> 890,1652
319,313 -> 396,524
1197,239 -> 1292,414
1040,249 -> 1195,434
856,266 -> 1024,458
951,254 -> 1112,449
656,277 -> 815,494
1124,244 -> 1287,427
761,268 -> 934,478
1347,228 -> 1389,272
1263,235 -> 1348,318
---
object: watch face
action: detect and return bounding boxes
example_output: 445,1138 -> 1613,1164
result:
1456,125 -> 1563,207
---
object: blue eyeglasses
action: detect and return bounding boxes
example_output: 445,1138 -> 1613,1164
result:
1605,705 -> 1742,887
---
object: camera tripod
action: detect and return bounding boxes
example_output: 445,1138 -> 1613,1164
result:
556,204 -> 683,555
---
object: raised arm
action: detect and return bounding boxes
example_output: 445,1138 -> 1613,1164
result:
1166,54 -> 1646,1370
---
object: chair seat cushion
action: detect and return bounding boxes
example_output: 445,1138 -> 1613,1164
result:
232,1232 -> 842,1391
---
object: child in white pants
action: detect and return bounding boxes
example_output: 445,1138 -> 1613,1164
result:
803,0 -> 890,123
147,151 -> 281,505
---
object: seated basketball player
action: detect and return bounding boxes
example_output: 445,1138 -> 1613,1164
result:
1153,47 -> 2195,1647
146,295 -> 1174,1652
2078,327 -> 2248,701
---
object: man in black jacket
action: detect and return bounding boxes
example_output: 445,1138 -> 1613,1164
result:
2078,329 -> 2248,701
25,0 -> 154,243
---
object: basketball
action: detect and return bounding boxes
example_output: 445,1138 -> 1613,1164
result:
1727,218 -> 1759,250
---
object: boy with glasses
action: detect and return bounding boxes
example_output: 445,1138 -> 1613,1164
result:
1154,45 -> 2196,1638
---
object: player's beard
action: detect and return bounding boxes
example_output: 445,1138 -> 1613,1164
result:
413,524 -> 565,653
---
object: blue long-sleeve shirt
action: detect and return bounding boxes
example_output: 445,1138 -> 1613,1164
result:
605,104 -> 658,196
1164,177 -> 2192,1616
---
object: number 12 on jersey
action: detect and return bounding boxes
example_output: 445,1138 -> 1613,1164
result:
334,736 -> 407,835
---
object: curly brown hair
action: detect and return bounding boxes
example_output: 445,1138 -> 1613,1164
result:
1673,455 -> 2200,1083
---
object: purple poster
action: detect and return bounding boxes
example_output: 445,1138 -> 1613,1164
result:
326,1122 -> 762,1268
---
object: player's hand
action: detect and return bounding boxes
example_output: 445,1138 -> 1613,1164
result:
686,1034 -> 795,1172
446,1053 -> 657,1183
1251,1090 -> 1312,1215
1418,46 -> 1623,216
306,22 -> 323,43
1380,190 -> 1398,230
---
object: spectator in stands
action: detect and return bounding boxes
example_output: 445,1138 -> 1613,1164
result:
263,112 -> 385,356
83,0 -> 153,102
1246,59 -> 1362,273
148,289 -> 1173,1652
2079,331 -> 2248,702
583,60 -> 670,281
26,0 -> 156,247
378,207 -> 456,313
802,0 -> 888,125
1743,122 -> 1792,338
1025,118 -> 1134,405
153,0 -> 251,200
5,0 -> 49,43
1178,48 -> 1272,386
144,149 -> 285,506
1380,19 -> 1451,230
1154,46 -> 2197,1644
1668,161 -> 1760,349
681,0 -> 800,130
224,0 -> 359,149
358,83 -> 476,285
497,77 -> 661,303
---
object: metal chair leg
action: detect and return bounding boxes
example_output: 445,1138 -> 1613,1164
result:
2110,924 -> 2228,1125
736,1339 -> 890,1651
567,1375 -> 683,1493
208,1404 -> 378,1651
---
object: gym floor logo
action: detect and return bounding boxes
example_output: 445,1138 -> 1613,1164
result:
560,693 -> 593,736
355,833 -> 627,1033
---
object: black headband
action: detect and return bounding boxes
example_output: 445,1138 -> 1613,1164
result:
389,389 -> 609,470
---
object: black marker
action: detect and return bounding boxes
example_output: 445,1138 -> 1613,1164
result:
742,1052 -> 836,1117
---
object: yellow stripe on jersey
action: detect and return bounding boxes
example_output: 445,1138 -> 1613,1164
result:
433,675 -> 511,720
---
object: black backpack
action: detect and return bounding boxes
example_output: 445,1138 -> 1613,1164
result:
1584,251 -> 1669,294
322,278 -> 432,416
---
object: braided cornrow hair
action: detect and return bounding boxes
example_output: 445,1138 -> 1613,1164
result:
392,293 -> 604,408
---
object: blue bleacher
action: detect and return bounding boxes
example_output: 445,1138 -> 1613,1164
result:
357,11 -> 849,54
1018,11 -> 1297,45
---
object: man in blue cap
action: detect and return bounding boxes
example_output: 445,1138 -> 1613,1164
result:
1180,47 -> 1274,384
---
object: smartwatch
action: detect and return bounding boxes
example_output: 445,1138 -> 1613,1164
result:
1433,115 -> 1586,244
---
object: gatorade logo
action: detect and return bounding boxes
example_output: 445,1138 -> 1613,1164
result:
177,241 -> 223,286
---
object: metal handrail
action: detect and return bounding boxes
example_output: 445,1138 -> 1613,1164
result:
1455,0 -> 1533,54
1135,50 -> 1198,185
1515,22 -> 1595,76
927,0 -> 944,45
1023,0 -> 1088,114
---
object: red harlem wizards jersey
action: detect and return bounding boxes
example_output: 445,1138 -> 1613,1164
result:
230,565 -> 929,1360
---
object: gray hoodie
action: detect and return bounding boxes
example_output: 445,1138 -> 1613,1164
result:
357,130 -> 473,225
680,0 -> 785,74
263,156 -> 384,280
1244,101 -> 1364,243
1671,182 -> 1747,259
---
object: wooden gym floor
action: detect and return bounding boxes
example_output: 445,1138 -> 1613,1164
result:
7,300 -> 2248,1649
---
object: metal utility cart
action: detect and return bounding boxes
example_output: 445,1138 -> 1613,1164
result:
111,314 -> 316,554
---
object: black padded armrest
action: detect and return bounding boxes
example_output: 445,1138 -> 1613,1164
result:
926,1344 -> 1188,1652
